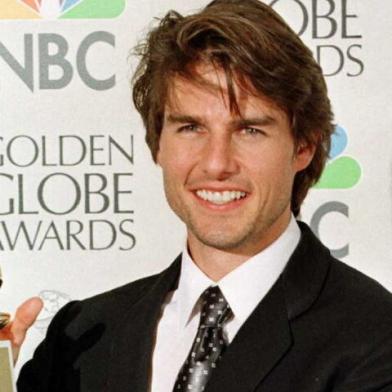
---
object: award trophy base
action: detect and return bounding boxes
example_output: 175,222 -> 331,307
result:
0,341 -> 16,392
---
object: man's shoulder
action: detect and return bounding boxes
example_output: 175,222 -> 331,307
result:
331,256 -> 391,293
326,256 -> 392,316
302,254 -> 392,356
86,270 -> 163,306
56,266 -> 171,335
295,221 -> 392,313
291,222 -> 392,337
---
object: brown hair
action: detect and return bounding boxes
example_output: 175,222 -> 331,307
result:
132,0 -> 334,216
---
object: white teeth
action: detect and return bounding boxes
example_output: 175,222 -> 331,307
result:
196,190 -> 246,205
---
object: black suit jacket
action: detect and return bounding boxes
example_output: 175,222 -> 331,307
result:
17,223 -> 392,391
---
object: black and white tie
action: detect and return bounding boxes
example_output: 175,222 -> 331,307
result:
172,285 -> 233,391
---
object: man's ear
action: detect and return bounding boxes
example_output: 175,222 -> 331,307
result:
294,141 -> 316,172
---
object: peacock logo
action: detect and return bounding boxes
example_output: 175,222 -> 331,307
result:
0,0 -> 125,19
314,125 -> 361,189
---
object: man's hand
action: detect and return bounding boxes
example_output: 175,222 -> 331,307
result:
0,297 -> 43,364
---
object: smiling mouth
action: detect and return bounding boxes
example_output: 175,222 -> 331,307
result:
195,190 -> 247,205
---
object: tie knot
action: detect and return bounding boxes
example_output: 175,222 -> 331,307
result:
199,286 -> 232,328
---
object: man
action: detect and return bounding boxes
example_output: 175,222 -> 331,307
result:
5,0 -> 392,391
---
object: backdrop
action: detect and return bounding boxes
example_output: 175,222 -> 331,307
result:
0,0 -> 390,373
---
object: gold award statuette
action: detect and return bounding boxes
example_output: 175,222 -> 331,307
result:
0,312 -> 11,329
0,269 -> 11,329
0,341 -> 16,392
0,269 -> 10,329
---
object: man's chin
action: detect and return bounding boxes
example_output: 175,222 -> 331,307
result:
191,229 -> 251,252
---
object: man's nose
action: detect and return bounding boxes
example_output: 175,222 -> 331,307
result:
200,133 -> 239,179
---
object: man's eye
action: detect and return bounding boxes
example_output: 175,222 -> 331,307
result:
178,124 -> 199,132
242,127 -> 264,136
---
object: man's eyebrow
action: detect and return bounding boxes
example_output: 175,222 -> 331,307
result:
232,116 -> 277,128
165,113 -> 203,124
164,114 -> 277,127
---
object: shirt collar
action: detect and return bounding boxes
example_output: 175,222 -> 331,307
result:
177,215 -> 300,328
176,247 -> 214,328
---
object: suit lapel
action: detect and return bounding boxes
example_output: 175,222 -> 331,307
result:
206,222 -> 332,392
282,221 -> 331,320
106,256 -> 181,392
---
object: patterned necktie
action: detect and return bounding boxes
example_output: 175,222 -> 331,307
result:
172,285 -> 233,391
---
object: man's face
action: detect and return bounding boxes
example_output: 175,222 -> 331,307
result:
157,65 -> 314,256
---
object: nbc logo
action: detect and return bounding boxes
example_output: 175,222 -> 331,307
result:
0,0 -> 125,19
310,125 -> 361,259
314,125 -> 361,189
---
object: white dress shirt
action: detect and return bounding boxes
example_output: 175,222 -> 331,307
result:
150,216 -> 301,392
